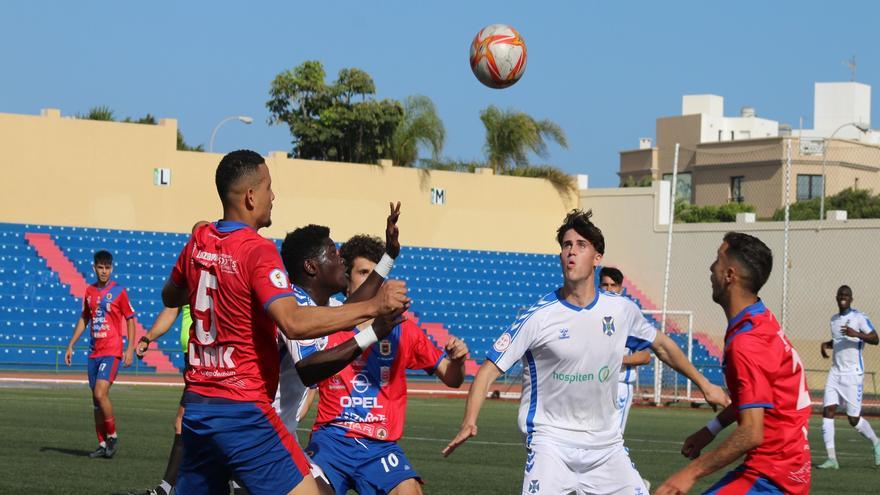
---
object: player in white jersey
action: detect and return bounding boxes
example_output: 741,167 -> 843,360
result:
444,209 -> 730,495
816,285 -> 880,469
599,267 -> 651,434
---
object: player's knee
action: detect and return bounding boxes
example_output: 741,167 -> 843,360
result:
848,416 -> 860,427
822,406 -> 836,418
389,478 -> 422,495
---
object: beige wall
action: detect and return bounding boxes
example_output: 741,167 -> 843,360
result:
0,110 -> 576,254
693,163 -> 783,217
656,114 -> 702,173
618,148 -> 658,183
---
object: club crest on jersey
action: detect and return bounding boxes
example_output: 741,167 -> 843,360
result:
493,332 -> 512,352
105,293 -> 113,301
379,339 -> 392,356
269,269 -> 288,289
528,480 -> 540,494
602,316 -> 615,336
558,328 -> 570,340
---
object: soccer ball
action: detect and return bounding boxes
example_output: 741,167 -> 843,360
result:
469,24 -> 527,89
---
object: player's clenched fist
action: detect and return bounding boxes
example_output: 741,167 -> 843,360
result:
680,426 -> 715,459
373,309 -> 407,339
444,336 -> 469,361
442,423 -> 477,457
700,383 -> 731,411
374,280 -> 410,316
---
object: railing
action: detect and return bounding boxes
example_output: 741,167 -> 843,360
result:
0,343 -> 183,375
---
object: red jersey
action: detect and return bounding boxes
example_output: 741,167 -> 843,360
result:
300,319 -> 444,442
723,300 -> 811,494
170,221 -> 295,404
81,281 -> 136,358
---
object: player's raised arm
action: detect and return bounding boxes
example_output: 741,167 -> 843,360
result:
269,279 -> 410,340
651,332 -> 730,410
434,336 -> 469,388
345,201 -> 402,304
442,360 -> 502,457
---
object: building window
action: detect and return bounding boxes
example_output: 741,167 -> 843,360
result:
662,172 -> 692,202
730,176 -> 744,203
796,174 -> 823,201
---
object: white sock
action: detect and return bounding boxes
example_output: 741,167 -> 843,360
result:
823,417 -> 837,459
108,432 -> 118,439
855,417 -> 879,446
159,480 -> 172,495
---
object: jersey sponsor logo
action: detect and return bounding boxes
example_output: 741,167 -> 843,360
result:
527,479 -> 540,494
350,373 -> 371,393
525,449 -> 536,473
493,332 -> 512,352
269,269 -> 288,289
188,341 -> 236,369
551,365 -> 612,384
376,427 -> 388,440
340,396 -> 383,409
379,339 -> 392,356
328,375 -> 346,390
558,328 -> 570,340
602,316 -> 615,336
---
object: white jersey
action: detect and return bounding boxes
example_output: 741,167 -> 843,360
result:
273,285 -> 340,437
486,289 -> 657,450
830,309 -> 875,375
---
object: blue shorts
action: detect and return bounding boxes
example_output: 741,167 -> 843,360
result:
703,466 -> 784,494
87,356 -> 120,389
177,395 -> 312,495
307,426 -> 420,495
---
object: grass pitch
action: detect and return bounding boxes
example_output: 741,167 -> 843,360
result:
0,383 -> 876,494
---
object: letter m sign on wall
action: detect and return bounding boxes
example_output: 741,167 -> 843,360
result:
430,187 -> 445,205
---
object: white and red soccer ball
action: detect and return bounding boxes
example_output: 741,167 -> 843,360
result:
469,24 -> 527,89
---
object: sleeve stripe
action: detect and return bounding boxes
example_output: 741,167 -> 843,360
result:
263,292 -> 295,312
738,402 -> 774,410
625,336 -> 652,351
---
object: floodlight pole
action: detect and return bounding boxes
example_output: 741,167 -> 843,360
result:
209,115 -> 254,153
819,122 -> 869,220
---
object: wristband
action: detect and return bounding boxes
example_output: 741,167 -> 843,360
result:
354,326 -> 379,351
138,336 -> 151,345
374,253 -> 395,279
706,417 -> 723,436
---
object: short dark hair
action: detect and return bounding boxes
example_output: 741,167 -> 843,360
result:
340,234 -> 385,274
838,285 -> 852,295
215,150 -> 265,203
723,232 -> 772,294
600,267 -> 623,285
93,250 -> 113,265
556,209 -> 604,254
281,225 -> 331,278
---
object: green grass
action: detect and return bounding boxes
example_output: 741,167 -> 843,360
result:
0,384 -> 877,494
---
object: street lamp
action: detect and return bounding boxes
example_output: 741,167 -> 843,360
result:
819,121 -> 870,220
208,115 -> 254,152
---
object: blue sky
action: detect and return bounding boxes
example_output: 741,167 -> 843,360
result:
2,1 -> 878,187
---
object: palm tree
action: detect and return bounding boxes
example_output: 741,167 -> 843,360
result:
480,105 -> 568,174
506,164 -> 577,197
390,95 -> 445,167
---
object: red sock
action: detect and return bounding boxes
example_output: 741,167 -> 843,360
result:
95,423 -> 106,444
104,416 -> 116,437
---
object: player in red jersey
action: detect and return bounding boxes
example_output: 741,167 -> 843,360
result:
296,234 -> 468,495
657,233 -> 811,495
64,249 -> 136,459
161,150 -> 409,495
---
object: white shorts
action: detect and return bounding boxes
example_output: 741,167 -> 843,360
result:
823,372 -> 863,417
616,382 -> 634,434
522,441 -> 648,495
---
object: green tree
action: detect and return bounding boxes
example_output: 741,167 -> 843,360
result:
771,188 -> 880,220
267,61 -> 404,164
391,95 -> 445,167
78,105 -> 115,121
675,199 -> 756,223
479,105 -> 568,174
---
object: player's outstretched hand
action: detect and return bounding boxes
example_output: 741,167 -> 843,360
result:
64,347 -> 73,366
701,383 -> 731,411
385,201 -> 401,259
375,280 -> 410,316
135,337 -> 150,359
373,309 -> 407,339
655,470 -> 694,495
681,426 -> 715,459
444,336 -> 469,361
442,423 -> 477,457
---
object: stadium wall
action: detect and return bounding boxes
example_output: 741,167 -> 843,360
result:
583,184 -> 880,390
0,109 -> 576,254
